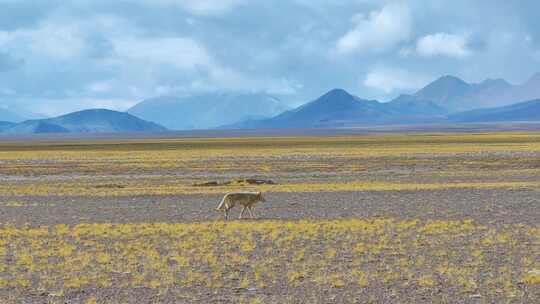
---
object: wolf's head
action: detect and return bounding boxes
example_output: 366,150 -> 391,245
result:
257,191 -> 266,202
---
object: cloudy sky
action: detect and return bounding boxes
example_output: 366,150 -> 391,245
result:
1,0 -> 539,116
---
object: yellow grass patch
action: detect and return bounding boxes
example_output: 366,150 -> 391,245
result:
0,218 -> 537,299
0,179 -> 538,197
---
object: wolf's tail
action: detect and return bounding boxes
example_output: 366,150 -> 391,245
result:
216,194 -> 228,210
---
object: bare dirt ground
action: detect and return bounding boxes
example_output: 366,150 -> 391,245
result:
0,188 -> 539,226
0,134 -> 538,303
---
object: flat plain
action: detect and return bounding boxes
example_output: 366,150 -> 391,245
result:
0,133 -> 539,303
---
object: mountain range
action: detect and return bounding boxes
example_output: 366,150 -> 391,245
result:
128,92 -> 288,130
448,99 -> 540,123
229,73 -> 540,129
1,109 -> 166,134
1,73 -> 540,134
227,89 -> 443,129
414,73 -> 540,112
230,92 -> 540,129
0,121 -> 16,132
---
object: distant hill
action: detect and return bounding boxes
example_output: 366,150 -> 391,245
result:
269,89 -> 388,127
415,75 -> 475,108
385,94 -> 448,116
3,109 -> 166,134
414,73 -> 540,112
128,92 -> 289,130
0,121 -> 16,131
511,73 -> 540,104
228,89 -> 446,129
448,99 -> 540,123
3,72 -> 538,133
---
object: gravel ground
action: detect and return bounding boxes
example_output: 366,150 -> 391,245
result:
1,188 -> 538,227
1,188 -> 539,304
1,134 -> 539,303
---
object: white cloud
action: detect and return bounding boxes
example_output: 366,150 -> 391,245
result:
534,50 -> 540,62
108,35 -> 300,97
187,68 -> 302,96
363,67 -> 429,93
140,0 -> 245,15
112,37 -> 213,70
0,22 -> 86,60
2,0 -> 536,117
88,81 -> 114,94
398,46 -> 413,57
0,15 -> 132,62
336,2 -> 412,54
265,78 -> 303,95
416,33 -> 472,58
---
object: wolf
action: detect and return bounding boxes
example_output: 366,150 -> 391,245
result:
215,192 -> 266,220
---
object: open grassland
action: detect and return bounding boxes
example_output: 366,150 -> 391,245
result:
1,133 -> 540,175
1,178 -> 540,197
0,132 -> 539,302
0,219 -> 538,303
1,133 -> 540,197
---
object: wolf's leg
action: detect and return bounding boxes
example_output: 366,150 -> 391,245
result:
224,208 -> 229,220
248,206 -> 255,219
239,206 -> 247,219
